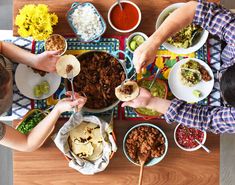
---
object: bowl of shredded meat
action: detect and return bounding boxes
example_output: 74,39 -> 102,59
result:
123,123 -> 168,166
66,51 -> 132,113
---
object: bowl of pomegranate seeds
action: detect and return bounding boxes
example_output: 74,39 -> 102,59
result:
174,124 -> 207,152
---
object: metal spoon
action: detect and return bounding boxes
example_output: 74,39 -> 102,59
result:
120,71 -> 137,88
117,0 -> 123,11
195,139 -> 211,153
149,68 -> 161,89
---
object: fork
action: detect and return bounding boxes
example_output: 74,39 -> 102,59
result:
120,71 -> 137,88
67,70 -> 77,112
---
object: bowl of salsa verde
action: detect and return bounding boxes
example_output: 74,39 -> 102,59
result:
134,76 -> 168,120
108,0 -> 141,33
174,124 -> 207,152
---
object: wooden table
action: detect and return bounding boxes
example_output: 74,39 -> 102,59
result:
13,119 -> 219,185
13,0 -> 220,36
13,0 -> 220,184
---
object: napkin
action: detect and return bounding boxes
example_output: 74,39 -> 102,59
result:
53,113 -> 117,175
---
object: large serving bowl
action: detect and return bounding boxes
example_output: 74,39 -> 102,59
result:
156,3 -> 209,54
174,124 -> 207,152
123,123 -> 168,166
66,50 -> 132,113
134,76 -> 168,120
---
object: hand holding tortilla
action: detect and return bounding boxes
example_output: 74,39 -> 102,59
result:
56,54 -> 81,78
115,81 -> 140,101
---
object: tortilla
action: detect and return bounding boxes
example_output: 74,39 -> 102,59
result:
115,81 -> 140,102
56,55 -> 80,78
69,121 -> 104,161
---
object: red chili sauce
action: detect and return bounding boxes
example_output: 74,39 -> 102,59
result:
176,125 -> 204,149
110,2 -> 139,30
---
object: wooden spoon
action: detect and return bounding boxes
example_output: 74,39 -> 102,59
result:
138,151 -> 150,185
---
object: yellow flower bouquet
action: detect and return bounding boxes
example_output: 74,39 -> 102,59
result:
15,4 -> 58,41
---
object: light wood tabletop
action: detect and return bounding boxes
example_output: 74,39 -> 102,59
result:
13,0 -> 220,36
13,119 -> 220,185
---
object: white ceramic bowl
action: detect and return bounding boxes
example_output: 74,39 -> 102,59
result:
174,123 -> 207,152
126,32 -> 148,53
108,1 -> 142,33
156,3 -> 209,54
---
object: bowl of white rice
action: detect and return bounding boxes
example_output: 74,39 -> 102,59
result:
67,2 -> 106,42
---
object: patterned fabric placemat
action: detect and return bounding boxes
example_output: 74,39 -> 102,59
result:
122,37 -> 221,120
33,37 -> 120,118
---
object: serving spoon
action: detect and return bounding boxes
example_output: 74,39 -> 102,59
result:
138,151 -> 150,185
117,0 -> 123,11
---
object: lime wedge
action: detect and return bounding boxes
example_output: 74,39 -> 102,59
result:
132,35 -> 145,45
130,41 -> 137,51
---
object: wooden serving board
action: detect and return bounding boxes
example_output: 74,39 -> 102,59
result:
13,0 -> 220,36
13,119 -> 220,185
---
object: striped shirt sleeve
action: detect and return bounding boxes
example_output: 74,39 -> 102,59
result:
193,0 -> 235,45
165,99 -> 235,134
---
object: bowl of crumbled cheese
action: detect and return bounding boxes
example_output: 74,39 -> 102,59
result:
67,2 -> 106,42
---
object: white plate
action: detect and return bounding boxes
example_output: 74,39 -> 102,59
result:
168,58 -> 214,102
15,64 -> 61,100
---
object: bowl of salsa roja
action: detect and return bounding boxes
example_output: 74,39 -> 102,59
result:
174,124 -> 207,152
108,0 -> 141,33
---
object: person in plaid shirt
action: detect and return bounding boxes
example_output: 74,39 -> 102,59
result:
122,1 -> 235,134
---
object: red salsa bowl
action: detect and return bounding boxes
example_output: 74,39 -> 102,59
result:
174,124 -> 207,151
108,0 -> 141,33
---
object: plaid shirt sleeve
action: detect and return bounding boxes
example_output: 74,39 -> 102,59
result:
193,0 -> 235,45
165,99 -> 235,134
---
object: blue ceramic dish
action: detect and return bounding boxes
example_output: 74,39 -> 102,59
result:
66,2 -> 106,42
123,123 -> 168,166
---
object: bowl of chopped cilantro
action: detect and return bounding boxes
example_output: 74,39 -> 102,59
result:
16,109 -> 47,134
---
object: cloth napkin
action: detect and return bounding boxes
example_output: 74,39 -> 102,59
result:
53,113 -> 117,175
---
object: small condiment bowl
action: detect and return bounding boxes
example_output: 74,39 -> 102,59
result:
134,76 -> 168,120
174,123 -> 207,152
123,123 -> 168,166
108,0 -> 142,33
45,34 -> 67,56
126,32 -> 148,53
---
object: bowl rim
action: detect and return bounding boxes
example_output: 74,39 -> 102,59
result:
155,3 -> 209,54
108,0 -> 142,33
134,77 -> 168,119
44,34 -> 67,56
126,32 -> 148,53
123,122 -> 168,166
173,123 -> 207,152
66,2 -> 107,42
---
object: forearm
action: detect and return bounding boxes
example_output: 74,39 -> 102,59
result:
164,99 -> 235,134
146,97 -> 172,114
150,1 -> 198,49
25,108 -> 61,151
1,42 -> 37,68
0,108 -> 61,152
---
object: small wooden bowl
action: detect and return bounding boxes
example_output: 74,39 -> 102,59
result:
134,76 -> 168,120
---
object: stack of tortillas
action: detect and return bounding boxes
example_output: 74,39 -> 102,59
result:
115,81 -> 140,101
68,121 -> 104,161
56,55 -> 81,78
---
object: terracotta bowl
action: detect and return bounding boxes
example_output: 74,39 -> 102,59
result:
134,75 -> 168,120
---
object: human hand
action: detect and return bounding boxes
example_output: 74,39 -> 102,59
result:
55,91 -> 87,114
121,88 -> 153,108
133,36 -> 160,73
33,50 -> 61,72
